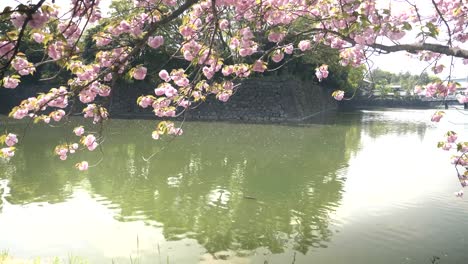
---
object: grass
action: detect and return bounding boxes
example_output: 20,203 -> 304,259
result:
0,251 -> 9,263
0,252 -> 89,264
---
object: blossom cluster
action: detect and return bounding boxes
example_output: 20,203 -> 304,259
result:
8,86 -> 69,121
0,133 -> 18,159
53,127 -> 96,171
437,131 -> 468,196
414,82 -> 458,98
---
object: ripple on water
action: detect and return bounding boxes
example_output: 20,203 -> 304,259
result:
207,188 -> 231,209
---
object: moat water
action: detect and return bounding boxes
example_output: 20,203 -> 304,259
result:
1,109 -> 467,263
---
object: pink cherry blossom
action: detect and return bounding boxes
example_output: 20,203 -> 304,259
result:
0,41 -> 15,59
1,147 -> 15,158
55,146 -> 68,157
219,19 -> 229,30
332,90 -> 345,101
5,133 -> 18,147
229,38 -> 240,50
12,108 -> 28,119
152,131 -> 160,140
138,96 -> 154,108
12,57 -> 35,75
446,131 -> 457,143
456,94 -> 468,104
218,92 -> 231,102
441,142 -> 452,151
432,64 -> 445,74
268,32 -> 285,43
222,65 -> 234,76
284,44 -> 294,54
48,41 -> 65,60
83,134 -> 98,151
316,64 -> 329,82
104,73 -> 113,82
29,11 -> 49,29
252,60 -> 266,72
154,87 -> 166,96
178,99 -> 191,108
414,85 -> 424,95
192,91 -> 202,100
174,77 -> 189,87
239,48 -> 253,57
148,36 -> 164,49
50,110 -> 66,122
298,40 -> 311,51
2,76 -> 20,89
98,86 -> 111,97
235,64 -> 251,78
447,82 -> 457,94
179,25 -> 195,38
10,12 -> 26,29
95,33 -> 112,46
133,66 -> 147,80
431,111 -> 444,122
74,126 -> 85,136
159,70 -> 171,82
76,161 -> 89,171
32,33 -> 45,43
271,51 -> 284,63
168,127 -> 183,136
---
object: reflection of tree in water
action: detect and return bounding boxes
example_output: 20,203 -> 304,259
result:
0,124 -> 84,205
1,117 -> 363,255
84,120 -> 361,254
359,111 -> 427,140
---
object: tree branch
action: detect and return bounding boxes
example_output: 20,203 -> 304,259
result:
369,42 -> 468,59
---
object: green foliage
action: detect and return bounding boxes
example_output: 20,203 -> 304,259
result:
109,0 -> 135,18
370,68 -> 440,95
0,250 -> 8,263
260,14 -> 365,91
291,45 -> 365,92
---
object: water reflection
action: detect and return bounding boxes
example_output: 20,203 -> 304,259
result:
85,121 -> 357,254
0,110 -> 433,261
359,110 -> 428,140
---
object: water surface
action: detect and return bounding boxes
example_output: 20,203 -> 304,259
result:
1,109 -> 467,263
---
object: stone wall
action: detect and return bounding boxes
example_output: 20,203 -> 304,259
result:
111,75 -> 337,122
339,97 -> 463,110
1,75 -> 337,122
0,84 -> 51,114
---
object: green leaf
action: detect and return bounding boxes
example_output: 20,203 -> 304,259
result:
16,4 -> 29,13
33,117 -> 42,124
425,22 -> 439,37
6,31 -> 18,40
402,22 -> 412,31
2,6 -> 12,14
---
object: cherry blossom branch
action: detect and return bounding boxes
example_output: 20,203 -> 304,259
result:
431,0 -> 452,46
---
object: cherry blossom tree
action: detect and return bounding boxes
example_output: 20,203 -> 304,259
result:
0,0 -> 466,186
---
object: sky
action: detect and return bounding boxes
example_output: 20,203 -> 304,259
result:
1,0 -> 467,79
371,0 -> 467,79
369,50 -> 466,79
